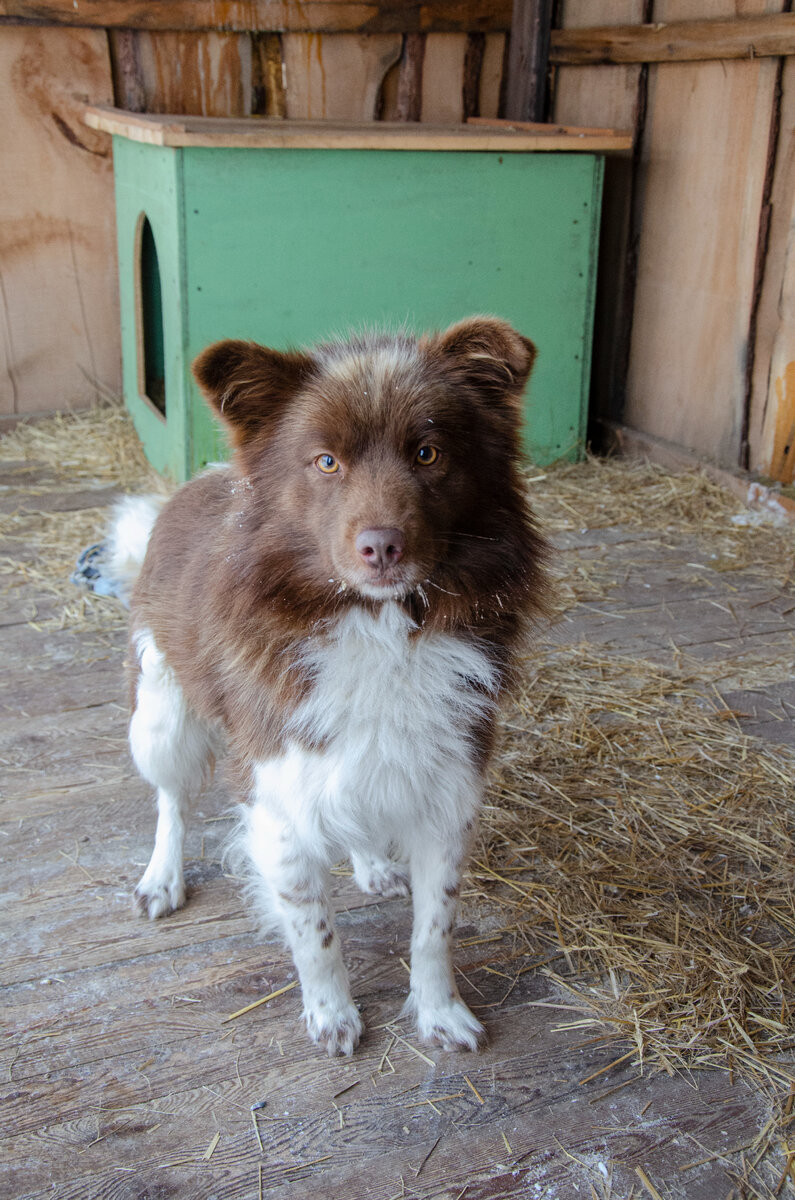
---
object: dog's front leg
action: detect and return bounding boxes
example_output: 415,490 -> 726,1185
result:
246,806 -> 363,1056
404,829 -> 486,1052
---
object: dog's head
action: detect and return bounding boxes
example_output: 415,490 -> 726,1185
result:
193,318 -> 545,629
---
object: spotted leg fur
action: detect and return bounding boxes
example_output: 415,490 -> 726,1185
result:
245,803 -> 364,1056
403,830 -> 486,1051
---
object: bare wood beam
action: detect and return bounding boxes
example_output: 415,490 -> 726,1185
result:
395,32 -> 425,121
3,3 -> 791,61
550,14 -> 795,66
504,0 -> 553,122
0,0 -> 514,35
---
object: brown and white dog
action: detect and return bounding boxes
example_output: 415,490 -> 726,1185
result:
112,317 -> 547,1056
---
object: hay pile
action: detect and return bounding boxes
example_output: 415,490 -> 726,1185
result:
0,402 -> 167,631
3,406 -> 794,1184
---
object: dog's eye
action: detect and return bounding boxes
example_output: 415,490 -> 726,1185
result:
415,445 -> 439,466
315,454 -> 340,474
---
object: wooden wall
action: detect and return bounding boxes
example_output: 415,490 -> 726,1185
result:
553,0 -> 795,484
1,1 -> 794,491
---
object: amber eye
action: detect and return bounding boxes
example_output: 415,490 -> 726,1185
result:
415,445 -> 439,466
315,453 -> 340,474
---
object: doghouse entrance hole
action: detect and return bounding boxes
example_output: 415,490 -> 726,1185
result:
136,215 -> 166,418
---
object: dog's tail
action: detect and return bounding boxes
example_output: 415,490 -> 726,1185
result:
106,494 -> 167,605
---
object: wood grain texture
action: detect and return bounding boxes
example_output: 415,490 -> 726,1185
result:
749,61 -> 795,482
252,31 -> 287,116
0,0 -> 515,34
132,30 -> 253,116
552,1 -> 645,435
503,0 -> 553,121
0,27 -> 120,417
83,104 -> 633,149
420,32 -> 468,122
624,44 -> 781,466
551,11 -> 795,64
282,33 -> 402,119
391,31 -> 425,121
478,31 -> 506,117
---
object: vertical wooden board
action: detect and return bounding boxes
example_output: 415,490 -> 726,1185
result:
553,3 -> 643,435
762,206 -> 795,484
0,27 -> 119,417
379,48 -> 403,121
283,34 -> 402,120
554,64 -> 640,132
252,32 -> 287,118
421,33 -> 468,124
749,62 -> 795,481
553,0 -> 642,130
624,55 -> 779,466
479,33 -> 506,119
134,31 -> 253,117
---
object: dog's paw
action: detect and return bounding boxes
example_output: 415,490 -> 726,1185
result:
410,997 -> 487,1052
133,867 -> 186,919
304,1002 -> 364,1057
352,853 -> 410,899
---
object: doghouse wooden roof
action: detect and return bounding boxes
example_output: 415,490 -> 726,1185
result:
84,105 -> 633,152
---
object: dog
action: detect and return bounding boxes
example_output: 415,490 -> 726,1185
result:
112,316 -> 547,1056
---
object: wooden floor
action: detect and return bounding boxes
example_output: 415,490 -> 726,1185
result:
2,455 -> 795,1200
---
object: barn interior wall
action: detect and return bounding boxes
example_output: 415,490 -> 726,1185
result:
0,3 -> 792,484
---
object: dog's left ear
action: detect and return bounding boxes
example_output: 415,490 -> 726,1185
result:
427,316 -> 536,405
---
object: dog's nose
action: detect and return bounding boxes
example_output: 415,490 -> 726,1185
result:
356,527 -> 405,570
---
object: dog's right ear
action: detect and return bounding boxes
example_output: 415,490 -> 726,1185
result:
192,340 -> 314,447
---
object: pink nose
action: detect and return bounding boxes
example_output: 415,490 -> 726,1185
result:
356,527 -> 405,570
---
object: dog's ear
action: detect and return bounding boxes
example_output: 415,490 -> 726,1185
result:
427,316 -> 536,405
192,340 -> 314,446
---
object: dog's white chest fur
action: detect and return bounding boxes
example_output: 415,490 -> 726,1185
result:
251,603 -> 498,855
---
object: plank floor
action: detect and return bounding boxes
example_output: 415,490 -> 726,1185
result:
2,456 -> 794,1200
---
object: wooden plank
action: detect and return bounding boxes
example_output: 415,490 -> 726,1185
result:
420,32 -> 468,123
252,30 -> 287,116
84,103 -> 633,150
282,33 -> 402,120
551,12 -> 795,64
478,31 -> 506,118
504,0 -> 553,121
392,31 -> 425,121
0,0 -> 515,34
462,31 -> 485,120
552,1 -> 646,439
624,30 -> 781,468
468,116 -> 631,136
132,30 -> 253,116
107,28 -> 146,111
0,27 -> 120,417
749,61 -> 795,483
2,0 -> 793,56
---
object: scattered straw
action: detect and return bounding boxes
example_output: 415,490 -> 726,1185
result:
0,401 -> 169,633
222,980 -> 298,1023
634,1166 -> 665,1200
385,1026 -> 436,1068
251,1109 -> 264,1155
464,1075 -> 484,1105
203,1132 -> 220,1160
